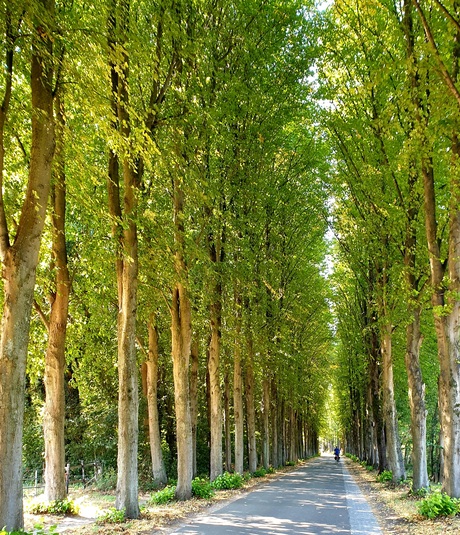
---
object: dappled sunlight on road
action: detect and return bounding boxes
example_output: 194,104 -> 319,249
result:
185,512 -> 350,534
171,457 -> 372,534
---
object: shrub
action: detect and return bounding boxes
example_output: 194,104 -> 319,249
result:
376,470 -> 393,483
149,485 -> 177,505
252,468 -> 267,478
192,478 -> 215,499
417,492 -> 460,519
28,499 -> 79,516
285,461 -> 296,467
212,472 -> 244,490
97,507 -> 126,524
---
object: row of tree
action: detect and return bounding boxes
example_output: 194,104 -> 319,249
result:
321,0 -> 460,499
0,0 -> 332,531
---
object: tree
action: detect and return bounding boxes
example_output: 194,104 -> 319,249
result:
144,316 -> 167,484
411,0 -> 460,498
42,87 -> 71,503
0,0 -> 55,528
107,0 -> 140,517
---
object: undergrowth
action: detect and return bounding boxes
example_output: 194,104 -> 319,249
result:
28,499 -> 79,516
417,492 -> 460,519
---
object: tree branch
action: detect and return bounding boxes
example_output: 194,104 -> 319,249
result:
34,299 -> 50,332
433,0 -> 460,34
413,0 -> 460,108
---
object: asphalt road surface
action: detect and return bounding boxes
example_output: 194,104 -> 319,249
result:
170,456 -> 382,535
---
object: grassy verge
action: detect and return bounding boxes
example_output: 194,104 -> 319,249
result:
344,456 -> 460,535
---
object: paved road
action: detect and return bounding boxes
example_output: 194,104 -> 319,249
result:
170,456 -> 382,534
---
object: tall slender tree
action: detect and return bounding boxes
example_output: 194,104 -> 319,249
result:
0,1 -> 55,528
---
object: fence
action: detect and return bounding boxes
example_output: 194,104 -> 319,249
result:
23,460 -> 104,496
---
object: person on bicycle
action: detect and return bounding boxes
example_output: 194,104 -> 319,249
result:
334,446 -> 340,458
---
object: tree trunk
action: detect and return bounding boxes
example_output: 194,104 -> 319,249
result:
171,178 -> 193,500
44,92 -> 69,502
146,319 -> 167,485
369,323 -> 386,472
233,294 -> 244,474
381,324 -> 406,482
422,153 -> 460,496
401,0 -> 429,492
405,308 -> 429,491
208,288 -> 223,481
289,407 -> 296,462
245,334 -> 257,473
271,379 -> 279,468
224,368 -> 232,472
262,375 -> 270,469
408,0 -> 460,497
190,338 -> 199,478
107,0 -> 140,516
0,2 -> 55,528
171,281 -> 193,499
115,163 -> 139,518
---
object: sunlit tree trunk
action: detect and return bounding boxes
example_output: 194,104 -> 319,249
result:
44,92 -> 70,502
107,0 -> 140,516
410,0 -> 460,497
171,177 -> 193,500
0,2 -> 55,528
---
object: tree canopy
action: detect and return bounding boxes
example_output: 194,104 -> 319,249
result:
1,0 -> 460,530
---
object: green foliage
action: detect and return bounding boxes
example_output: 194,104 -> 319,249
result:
376,470 -> 393,483
28,499 -> 79,516
285,461 -> 296,467
97,507 -> 126,524
360,460 -> 373,471
410,486 -> 430,498
417,492 -> 460,519
149,485 -> 177,505
94,467 -> 117,491
191,478 -> 215,499
252,468 -> 268,478
211,472 -> 244,490
346,454 -> 359,462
